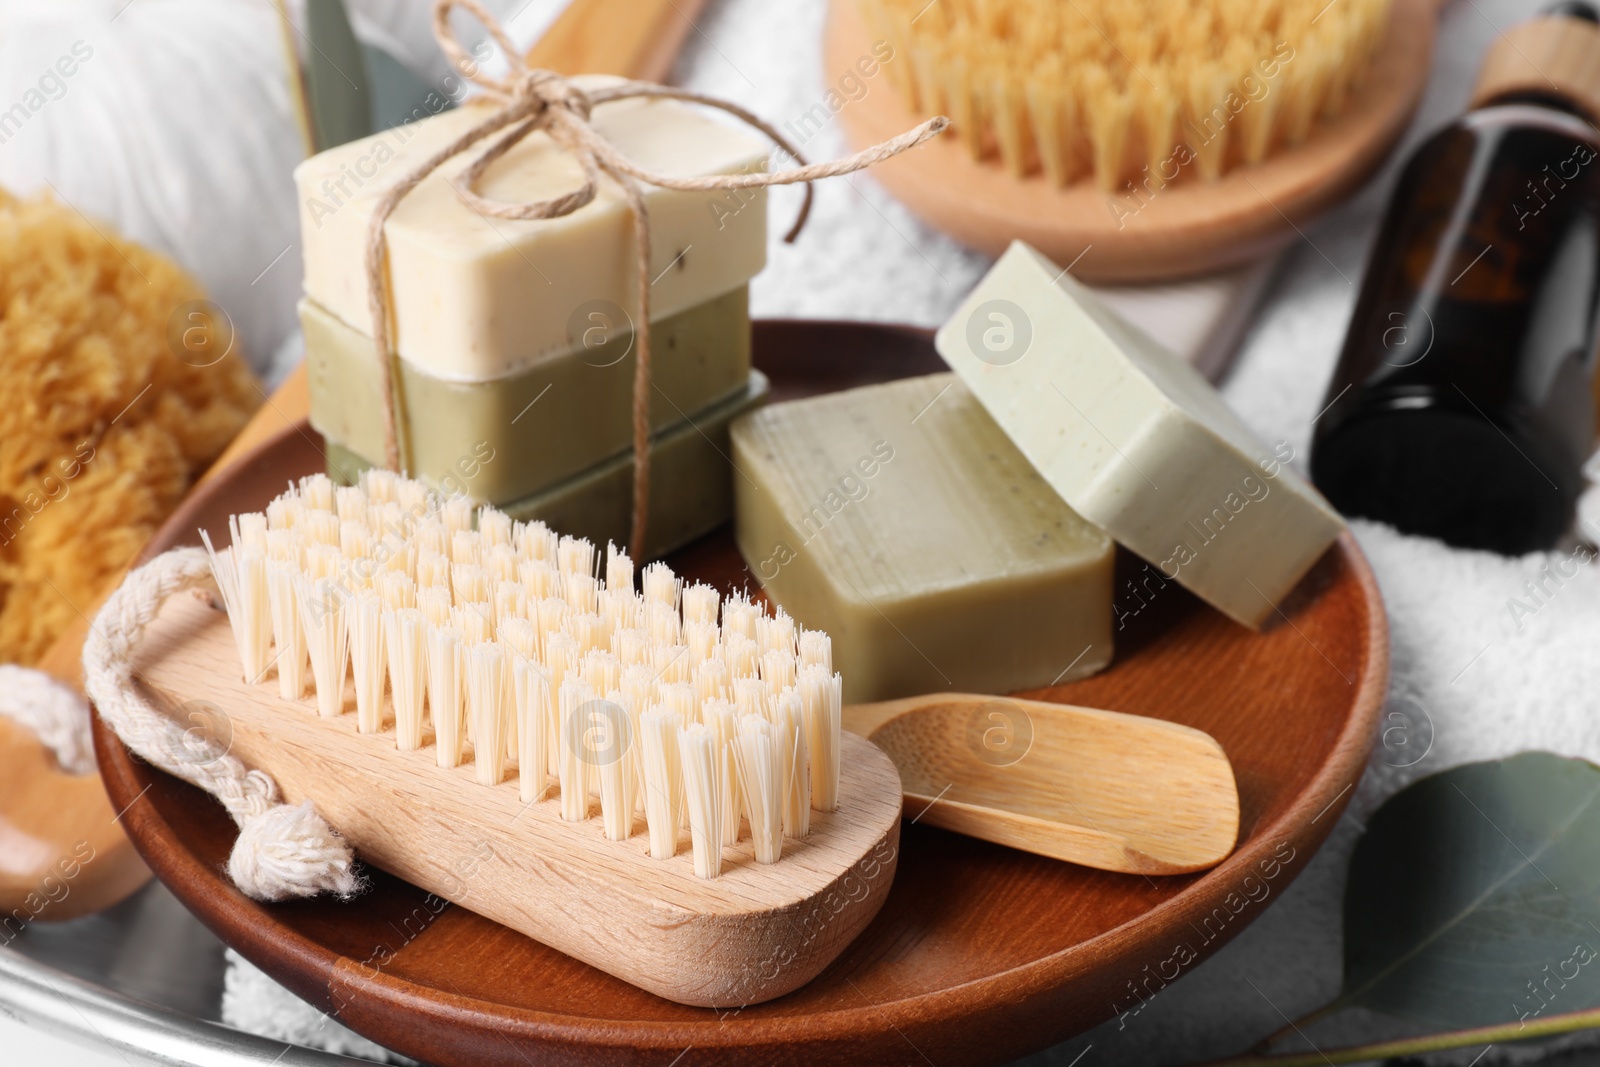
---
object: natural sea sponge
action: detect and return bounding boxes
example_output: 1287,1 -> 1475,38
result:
0,188 -> 260,665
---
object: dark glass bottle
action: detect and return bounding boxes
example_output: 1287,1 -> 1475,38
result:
1311,4 -> 1600,554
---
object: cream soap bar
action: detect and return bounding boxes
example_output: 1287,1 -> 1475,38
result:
302,288 -> 750,504
935,241 -> 1345,629
329,372 -> 771,561
295,82 -> 769,381
731,373 -> 1113,704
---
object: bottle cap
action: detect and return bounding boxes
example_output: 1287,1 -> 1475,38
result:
1471,6 -> 1600,124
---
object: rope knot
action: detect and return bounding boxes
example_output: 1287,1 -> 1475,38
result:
229,802 -> 364,903
512,68 -> 591,121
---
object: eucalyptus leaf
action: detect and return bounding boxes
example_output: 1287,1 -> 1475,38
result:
303,0 -> 371,150
1342,752 -> 1600,1031
363,44 -> 451,131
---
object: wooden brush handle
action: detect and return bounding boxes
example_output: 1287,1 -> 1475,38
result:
135,592 -> 903,1006
529,0 -> 709,83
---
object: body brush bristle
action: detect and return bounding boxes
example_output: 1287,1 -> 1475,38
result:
861,0 -> 1392,190
205,474 -> 846,879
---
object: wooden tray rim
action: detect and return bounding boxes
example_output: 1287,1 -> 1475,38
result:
92,319 -> 1389,1055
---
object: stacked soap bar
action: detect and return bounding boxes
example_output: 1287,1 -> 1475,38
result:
330,371 -> 771,562
301,290 -> 753,504
731,373 -> 1115,703
293,84 -> 772,556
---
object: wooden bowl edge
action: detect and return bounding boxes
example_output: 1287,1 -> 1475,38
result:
91,344 -> 1391,1061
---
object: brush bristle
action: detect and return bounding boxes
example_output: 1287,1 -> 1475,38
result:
514,658 -> 551,803
202,532 -> 271,684
465,642 -> 511,786
386,607 -> 427,750
640,708 -> 684,859
679,723 -> 725,879
350,593 -> 388,734
774,686 -> 811,840
428,624 -> 464,767
732,714 -> 784,865
266,561 -> 307,700
558,677 -> 595,822
799,665 -> 844,813
597,690 -> 637,841
209,475 -> 845,879
861,0 -> 1392,189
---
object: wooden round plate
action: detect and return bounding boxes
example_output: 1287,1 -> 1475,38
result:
93,321 -> 1387,1066
827,0 -> 1441,283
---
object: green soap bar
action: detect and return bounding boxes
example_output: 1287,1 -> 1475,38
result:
328,371 -> 770,560
731,372 -> 1114,703
303,286 -> 750,505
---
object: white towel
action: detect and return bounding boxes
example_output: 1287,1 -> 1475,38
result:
226,1 -> 1600,1064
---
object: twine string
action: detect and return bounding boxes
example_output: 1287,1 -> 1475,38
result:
366,0 -> 949,557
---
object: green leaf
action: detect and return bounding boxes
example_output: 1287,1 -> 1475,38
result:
362,44 -> 450,131
303,0 -> 371,150
1342,752 -> 1600,1031
299,0 -> 450,151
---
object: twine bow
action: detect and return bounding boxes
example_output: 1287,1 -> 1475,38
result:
365,0 -> 949,557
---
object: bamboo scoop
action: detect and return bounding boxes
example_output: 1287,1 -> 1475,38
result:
843,694 -> 1239,875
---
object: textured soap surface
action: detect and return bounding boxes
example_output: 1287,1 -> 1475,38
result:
732,373 -> 1114,703
329,372 -> 770,560
935,240 -> 1345,629
295,84 -> 769,381
302,287 -> 750,504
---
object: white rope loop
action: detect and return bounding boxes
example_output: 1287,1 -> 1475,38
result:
0,664 -> 95,775
83,547 -> 363,902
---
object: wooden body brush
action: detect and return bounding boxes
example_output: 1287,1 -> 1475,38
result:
828,0 -> 1442,281
138,470 -> 900,1007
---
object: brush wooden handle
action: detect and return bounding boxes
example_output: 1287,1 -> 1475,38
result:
529,0 -> 709,83
132,591 -> 903,1006
842,693 -> 1239,875
0,718 -> 150,922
